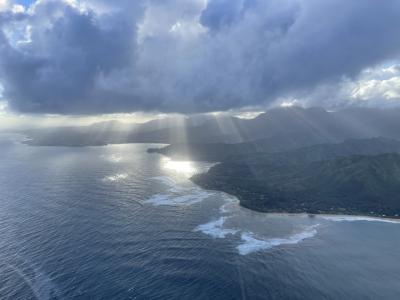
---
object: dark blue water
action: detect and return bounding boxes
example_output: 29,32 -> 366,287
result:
1,135 -> 400,299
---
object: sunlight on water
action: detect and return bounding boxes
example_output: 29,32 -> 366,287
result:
103,173 -> 128,182
162,157 -> 196,176
107,154 -> 123,163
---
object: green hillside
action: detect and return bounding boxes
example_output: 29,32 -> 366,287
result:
192,153 -> 400,217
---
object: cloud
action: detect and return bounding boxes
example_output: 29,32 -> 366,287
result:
0,0 -> 400,114
350,66 -> 400,102
0,0 -> 25,12
283,64 -> 400,109
200,0 -> 254,31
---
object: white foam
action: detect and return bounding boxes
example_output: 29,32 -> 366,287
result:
219,203 -> 231,214
219,196 -> 239,214
321,215 -> 400,224
149,175 -> 322,255
103,173 -> 128,182
145,190 -> 212,206
172,190 -> 211,204
144,194 -> 171,206
194,217 -> 238,238
237,225 -> 319,255
147,175 -> 216,206
168,185 -> 188,194
151,176 -> 177,187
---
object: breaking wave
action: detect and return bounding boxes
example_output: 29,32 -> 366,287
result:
145,190 -> 212,206
321,215 -> 400,224
145,176 -> 214,206
237,225 -> 319,255
149,176 -> 321,255
194,217 -> 238,238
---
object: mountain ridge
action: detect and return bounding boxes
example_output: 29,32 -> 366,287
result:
23,106 -> 400,146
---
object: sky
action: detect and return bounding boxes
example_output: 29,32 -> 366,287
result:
14,0 -> 33,6
1,0 -> 400,128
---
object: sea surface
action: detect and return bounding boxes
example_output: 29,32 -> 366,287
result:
1,134 -> 400,299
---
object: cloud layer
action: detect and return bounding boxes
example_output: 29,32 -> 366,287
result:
1,0 -> 400,114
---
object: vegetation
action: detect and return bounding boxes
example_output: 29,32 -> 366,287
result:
149,137 -> 400,163
192,153 -> 400,217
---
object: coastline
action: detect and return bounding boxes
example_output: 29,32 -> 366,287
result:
190,172 -> 400,221
146,147 -> 400,221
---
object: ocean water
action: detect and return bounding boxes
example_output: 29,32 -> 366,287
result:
1,134 -> 400,299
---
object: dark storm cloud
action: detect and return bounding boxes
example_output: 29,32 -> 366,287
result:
200,0 -> 255,31
0,0 -> 400,114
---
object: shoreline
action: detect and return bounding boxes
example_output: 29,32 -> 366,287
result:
238,201 -> 400,220
190,177 -> 400,222
145,149 -> 400,221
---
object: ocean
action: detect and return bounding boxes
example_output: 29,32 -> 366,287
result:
1,134 -> 400,299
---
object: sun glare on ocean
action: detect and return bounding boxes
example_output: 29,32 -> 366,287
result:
162,157 -> 196,176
